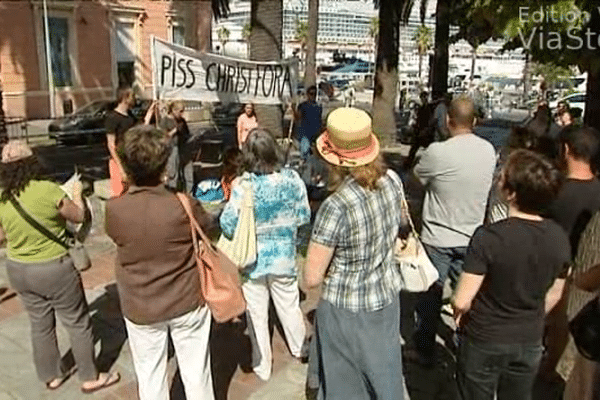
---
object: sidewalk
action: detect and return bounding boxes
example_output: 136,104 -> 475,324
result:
0,193 -> 318,400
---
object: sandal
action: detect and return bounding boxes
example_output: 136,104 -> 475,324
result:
45,366 -> 77,390
80,371 -> 120,394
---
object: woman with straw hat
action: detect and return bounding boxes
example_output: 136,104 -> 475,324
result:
304,107 -> 407,399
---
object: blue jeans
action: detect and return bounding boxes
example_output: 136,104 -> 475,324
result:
414,244 -> 467,357
299,136 -> 311,161
457,336 -> 543,400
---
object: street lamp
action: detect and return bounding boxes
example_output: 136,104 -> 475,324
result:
42,0 -> 55,118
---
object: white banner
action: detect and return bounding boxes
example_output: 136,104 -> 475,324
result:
151,37 -> 299,104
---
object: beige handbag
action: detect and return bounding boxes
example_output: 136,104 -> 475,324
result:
217,176 -> 257,270
395,193 -> 439,292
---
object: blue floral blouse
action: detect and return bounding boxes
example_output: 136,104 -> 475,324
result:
220,169 -> 311,279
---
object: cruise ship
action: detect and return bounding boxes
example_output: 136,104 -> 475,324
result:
213,0 -> 525,85
212,0 -> 377,62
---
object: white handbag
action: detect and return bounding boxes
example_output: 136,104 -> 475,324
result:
217,177 -> 257,270
395,193 -> 439,292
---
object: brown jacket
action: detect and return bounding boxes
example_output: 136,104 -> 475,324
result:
106,185 -> 211,325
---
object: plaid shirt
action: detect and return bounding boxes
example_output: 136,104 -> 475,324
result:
311,169 -> 404,312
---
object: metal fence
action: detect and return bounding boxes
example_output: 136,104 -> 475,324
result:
4,117 -> 29,141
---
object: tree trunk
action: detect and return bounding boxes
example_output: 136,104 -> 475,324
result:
584,10 -> 600,133
418,54 -> 423,83
0,80 -> 6,145
522,52 -> 532,116
431,0 -> 450,97
371,0 -> 399,148
305,0 -> 318,88
585,63 -> 600,132
470,45 -> 477,81
250,0 -> 283,137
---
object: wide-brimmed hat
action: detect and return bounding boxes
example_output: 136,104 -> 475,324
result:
316,107 -> 380,167
1,140 -> 33,164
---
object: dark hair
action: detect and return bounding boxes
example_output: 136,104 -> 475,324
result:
118,125 -> 171,186
526,104 -> 551,137
560,126 -> 600,163
0,156 -> 47,201
116,86 -> 133,104
507,125 -> 537,151
242,128 -> 281,175
501,149 -> 563,214
307,85 -> 317,94
222,147 -> 243,180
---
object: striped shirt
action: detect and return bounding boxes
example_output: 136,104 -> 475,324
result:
311,169 -> 405,312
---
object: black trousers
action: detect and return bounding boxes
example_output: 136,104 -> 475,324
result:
457,335 -> 543,400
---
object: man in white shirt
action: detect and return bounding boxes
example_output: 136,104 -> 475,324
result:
412,96 -> 497,365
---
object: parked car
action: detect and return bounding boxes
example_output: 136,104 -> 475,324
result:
49,99 -> 152,144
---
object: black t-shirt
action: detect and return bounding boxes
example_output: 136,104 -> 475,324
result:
463,218 -> 570,344
105,110 -> 136,147
546,178 -> 600,258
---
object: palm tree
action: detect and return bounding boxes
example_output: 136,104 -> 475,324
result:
413,24 -> 432,83
371,0 -> 416,147
217,26 -> 230,54
250,0 -> 283,137
430,0 -> 450,97
368,16 -> 379,71
295,19 -> 309,69
242,22 -> 252,58
304,0 -> 319,88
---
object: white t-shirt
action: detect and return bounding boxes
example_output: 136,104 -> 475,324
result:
415,133 -> 497,248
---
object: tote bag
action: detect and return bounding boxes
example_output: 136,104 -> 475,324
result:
217,177 -> 257,270
395,193 -> 439,292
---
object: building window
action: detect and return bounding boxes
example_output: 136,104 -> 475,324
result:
47,17 -> 72,87
115,21 -> 136,87
172,24 -> 185,46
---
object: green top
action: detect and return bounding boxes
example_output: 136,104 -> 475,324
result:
0,180 -> 69,263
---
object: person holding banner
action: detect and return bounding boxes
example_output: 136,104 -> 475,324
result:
105,87 -> 156,197
160,101 -> 193,193
237,103 -> 258,149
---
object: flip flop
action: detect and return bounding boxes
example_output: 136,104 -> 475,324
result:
80,371 -> 120,394
46,366 -> 77,390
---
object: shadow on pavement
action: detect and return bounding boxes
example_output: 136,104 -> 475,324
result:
88,284 -> 127,373
210,317 -> 254,400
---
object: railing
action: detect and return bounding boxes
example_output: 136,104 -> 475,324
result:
4,117 -> 28,142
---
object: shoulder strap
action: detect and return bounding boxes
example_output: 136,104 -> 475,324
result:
8,196 -> 70,250
387,170 -> 417,235
175,193 -> 213,246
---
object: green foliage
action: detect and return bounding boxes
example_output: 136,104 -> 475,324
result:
369,16 -> 379,40
242,22 -> 252,42
413,24 -> 433,55
217,26 -> 230,46
295,19 -> 309,47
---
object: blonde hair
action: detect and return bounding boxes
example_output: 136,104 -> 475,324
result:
167,100 -> 184,114
327,155 -> 387,191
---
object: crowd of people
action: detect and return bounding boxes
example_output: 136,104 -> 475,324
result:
1,84 -> 600,400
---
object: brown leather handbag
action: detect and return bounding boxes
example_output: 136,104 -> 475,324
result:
176,193 -> 246,323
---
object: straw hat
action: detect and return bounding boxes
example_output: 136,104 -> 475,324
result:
1,140 -> 33,164
316,107 -> 380,167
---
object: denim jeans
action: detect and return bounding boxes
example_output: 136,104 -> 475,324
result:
300,136 -> 311,161
457,335 -> 543,400
414,244 -> 467,357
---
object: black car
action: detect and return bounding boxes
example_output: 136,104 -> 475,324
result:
49,99 -> 152,144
